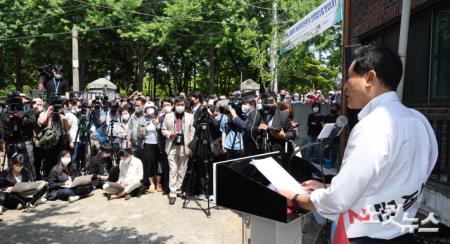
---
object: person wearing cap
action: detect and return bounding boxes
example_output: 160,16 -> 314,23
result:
142,101 -> 163,193
87,142 -> 115,189
102,145 -> 143,200
0,153 -> 48,212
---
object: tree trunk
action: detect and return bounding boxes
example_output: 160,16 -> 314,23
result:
136,56 -> 145,92
153,61 -> 157,100
15,43 -> 23,91
208,44 -> 216,95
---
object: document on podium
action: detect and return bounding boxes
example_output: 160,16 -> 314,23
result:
250,157 -> 307,194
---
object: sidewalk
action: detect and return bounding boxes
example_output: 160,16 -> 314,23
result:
0,190 -> 242,244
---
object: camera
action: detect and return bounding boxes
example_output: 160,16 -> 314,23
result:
95,95 -> 110,112
6,92 -> 23,112
49,94 -> 65,111
37,64 -> 53,81
175,132 -> 184,145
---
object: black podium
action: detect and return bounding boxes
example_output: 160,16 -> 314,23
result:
213,152 -> 331,243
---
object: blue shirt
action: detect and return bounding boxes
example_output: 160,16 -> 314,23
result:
219,116 -> 243,151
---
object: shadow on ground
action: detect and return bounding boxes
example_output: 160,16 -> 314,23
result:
0,204 -> 173,244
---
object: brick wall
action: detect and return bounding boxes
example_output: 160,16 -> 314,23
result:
349,0 -> 434,44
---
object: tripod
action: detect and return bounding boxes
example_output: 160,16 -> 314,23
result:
107,119 -> 121,167
182,120 -> 212,217
73,115 -> 93,174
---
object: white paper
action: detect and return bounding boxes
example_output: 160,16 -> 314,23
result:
251,157 -> 307,194
317,123 -> 335,140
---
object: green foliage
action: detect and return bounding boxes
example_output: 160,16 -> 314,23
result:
0,0 -> 342,97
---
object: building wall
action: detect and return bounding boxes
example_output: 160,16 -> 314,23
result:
349,0 -> 435,44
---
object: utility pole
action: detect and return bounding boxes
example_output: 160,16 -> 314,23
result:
72,26 -> 80,92
269,0 -> 278,93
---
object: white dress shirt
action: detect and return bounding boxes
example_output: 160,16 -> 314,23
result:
119,156 -> 144,185
310,91 -> 438,239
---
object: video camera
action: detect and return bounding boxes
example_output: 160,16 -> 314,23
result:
94,95 -> 110,112
37,64 -> 53,81
49,93 -> 65,111
6,92 -> 23,112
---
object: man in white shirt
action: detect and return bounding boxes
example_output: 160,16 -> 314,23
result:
279,46 -> 438,243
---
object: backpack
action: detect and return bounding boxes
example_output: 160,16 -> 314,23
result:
36,126 -> 61,149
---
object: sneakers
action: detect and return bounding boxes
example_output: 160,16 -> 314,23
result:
124,194 -> 132,201
169,197 -> 176,205
68,196 -> 80,203
35,198 -> 47,206
148,185 -> 156,193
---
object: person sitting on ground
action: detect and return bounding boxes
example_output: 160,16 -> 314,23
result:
102,144 -> 143,200
47,151 -> 93,203
0,153 -> 48,213
87,142 -> 118,189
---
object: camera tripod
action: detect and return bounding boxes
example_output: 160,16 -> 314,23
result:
73,115 -> 93,174
182,120 -> 212,217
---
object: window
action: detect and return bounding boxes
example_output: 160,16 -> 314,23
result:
430,8 -> 450,101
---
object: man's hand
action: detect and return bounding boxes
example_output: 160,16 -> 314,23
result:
277,189 -> 297,200
301,180 -> 327,193
170,132 -> 177,140
5,186 -> 13,193
271,128 -> 286,139
258,123 -> 268,131
228,106 -> 237,118
64,180 -> 72,186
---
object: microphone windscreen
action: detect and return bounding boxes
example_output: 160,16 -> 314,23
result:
336,116 -> 348,128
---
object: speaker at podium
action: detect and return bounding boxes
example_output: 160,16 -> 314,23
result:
213,151 -> 335,244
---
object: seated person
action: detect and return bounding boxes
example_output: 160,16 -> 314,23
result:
103,145 -> 143,200
0,153 -> 48,212
47,151 -> 93,203
87,142 -> 118,188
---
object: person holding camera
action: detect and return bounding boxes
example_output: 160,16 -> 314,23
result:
227,96 -> 261,157
38,65 -> 70,100
161,97 -> 195,205
128,97 -> 147,161
0,92 -> 39,182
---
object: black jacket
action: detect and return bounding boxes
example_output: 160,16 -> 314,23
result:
47,163 -> 77,191
0,169 -> 30,189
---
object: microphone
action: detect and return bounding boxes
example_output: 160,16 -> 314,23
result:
319,115 -> 348,148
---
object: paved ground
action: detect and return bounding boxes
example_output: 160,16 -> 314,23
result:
0,190 -> 243,244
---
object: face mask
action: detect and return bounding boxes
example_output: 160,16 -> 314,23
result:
54,74 -> 62,79
312,107 -> 320,113
135,107 -> 142,114
164,106 -> 173,114
61,157 -> 71,166
122,114 -> 130,121
256,104 -> 263,110
293,96 -> 299,101
103,152 -> 111,158
146,108 -> 155,116
241,105 -> 250,114
215,115 -> 221,121
175,106 -> 185,114
13,165 -> 23,172
38,106 -> 44,112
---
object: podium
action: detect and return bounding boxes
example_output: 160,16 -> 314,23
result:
213,152 -> 328,244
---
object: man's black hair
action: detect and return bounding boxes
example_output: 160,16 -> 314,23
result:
134,97 -> 146,105
191,91 -> 203,103
53,64 -> 64,72
174,96 -> 186,105
243,95 -> 256,107
352,45 -> 403,91
162,98 -> 174,105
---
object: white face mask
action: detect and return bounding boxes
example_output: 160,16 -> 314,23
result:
256,104 -> 263,110
164,106 -> 173,114
135,107 -> 142,114
37,106 -> 44,112
312,107 -> 320,113
241,104 -> 250,114
122,114 -> 130,121
175,106 -> 185,114
54,74 -> 62,79
61,157 -> 71,166
146,108 -> 155,116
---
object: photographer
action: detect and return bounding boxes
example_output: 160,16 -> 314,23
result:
227,96 -> 261,156
127,97 -> 147,161
0,92 -> 38,181
38,65 -> 70,100
190,91 -> 203,121
219,103 -> 244,160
